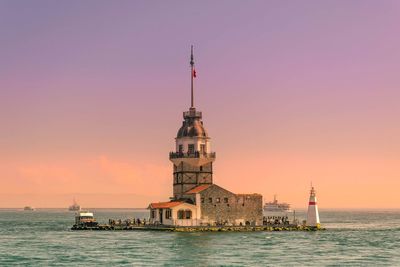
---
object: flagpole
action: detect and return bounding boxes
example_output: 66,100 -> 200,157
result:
190,45 -> 194,108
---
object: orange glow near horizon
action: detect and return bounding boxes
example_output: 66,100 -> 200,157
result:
1,152 -> 399,209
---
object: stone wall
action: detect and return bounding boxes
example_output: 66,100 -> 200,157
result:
196,184 -> 263,226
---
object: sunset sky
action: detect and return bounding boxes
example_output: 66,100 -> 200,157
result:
1,0 -> 399,208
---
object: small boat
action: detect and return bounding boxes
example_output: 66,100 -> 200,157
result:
23,206 -> 35,211
263,195 -> 291,212
74,211 -> 98,228
68,199 -> 81,211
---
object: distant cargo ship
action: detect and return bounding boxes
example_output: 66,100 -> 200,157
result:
68,199 -> 81,212
23,206 -> 35,211
263,195 -> 291,212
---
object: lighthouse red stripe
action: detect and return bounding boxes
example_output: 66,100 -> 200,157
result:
309,201 -> 317,205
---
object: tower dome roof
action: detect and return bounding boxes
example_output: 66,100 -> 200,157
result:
177,121 -> 208,138
176,108 -> 208,138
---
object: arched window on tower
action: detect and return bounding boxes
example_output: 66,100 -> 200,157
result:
188,144 -> 194,154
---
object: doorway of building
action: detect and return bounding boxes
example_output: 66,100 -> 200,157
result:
159,209 -> 163,224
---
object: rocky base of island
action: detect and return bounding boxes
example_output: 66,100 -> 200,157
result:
71,224 -> 325,232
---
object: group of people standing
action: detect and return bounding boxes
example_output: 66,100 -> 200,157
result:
263,216 -> 290,225
108,218 -> 147,226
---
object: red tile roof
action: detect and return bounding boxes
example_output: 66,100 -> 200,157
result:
185,184 -> 211,194
148,201 -> 184,209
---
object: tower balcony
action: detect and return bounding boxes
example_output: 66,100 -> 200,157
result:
169,151 -> 216,167
169,151 -> 216,159
183,110 -> 202,118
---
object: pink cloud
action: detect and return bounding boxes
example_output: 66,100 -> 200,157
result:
0,155 -> 171,207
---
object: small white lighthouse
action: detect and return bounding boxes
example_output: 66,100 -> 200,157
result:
306,185 -> 320,228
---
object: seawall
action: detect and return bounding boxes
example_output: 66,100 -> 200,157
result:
71,224 -> 325,232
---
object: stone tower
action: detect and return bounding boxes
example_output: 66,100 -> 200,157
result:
169,46 -> 216,200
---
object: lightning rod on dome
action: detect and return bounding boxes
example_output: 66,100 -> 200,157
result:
190,45 -> 196,109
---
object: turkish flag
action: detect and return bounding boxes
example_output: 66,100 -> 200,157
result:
193,69 -> 197,78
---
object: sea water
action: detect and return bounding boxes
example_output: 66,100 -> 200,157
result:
0,209 -> 399,266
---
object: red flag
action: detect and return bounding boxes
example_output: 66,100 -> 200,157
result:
192,68 -> 197,78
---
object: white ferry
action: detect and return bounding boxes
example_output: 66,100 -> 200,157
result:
263,195 -> 291,212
